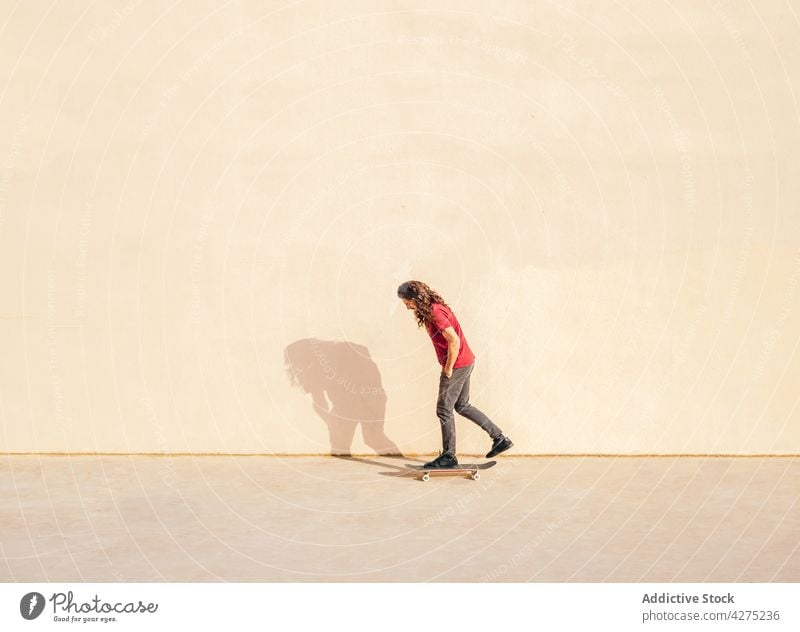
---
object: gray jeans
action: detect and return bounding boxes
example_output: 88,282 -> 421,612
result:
436,362 -> 503,456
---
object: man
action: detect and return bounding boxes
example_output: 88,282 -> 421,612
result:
397,280 -> 513,468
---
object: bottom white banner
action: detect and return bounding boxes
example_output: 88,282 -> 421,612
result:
1,583 -> 797,631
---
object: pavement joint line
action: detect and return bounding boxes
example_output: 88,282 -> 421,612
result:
1,453 -> 798,458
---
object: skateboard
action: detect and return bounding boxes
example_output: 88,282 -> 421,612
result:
405,460 -> 497,481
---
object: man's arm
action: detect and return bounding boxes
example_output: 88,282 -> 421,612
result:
441,326 -> 460,377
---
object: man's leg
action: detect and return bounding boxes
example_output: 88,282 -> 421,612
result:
453,364 -> 504,440
435,365 -> 471,456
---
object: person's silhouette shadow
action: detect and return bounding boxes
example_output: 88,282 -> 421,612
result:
284,338 -> 402,456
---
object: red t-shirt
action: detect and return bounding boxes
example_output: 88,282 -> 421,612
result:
425,303 -> 475,368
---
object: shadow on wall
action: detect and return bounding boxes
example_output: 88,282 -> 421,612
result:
283,338 -> 402,456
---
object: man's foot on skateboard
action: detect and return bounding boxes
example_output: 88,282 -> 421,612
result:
424,452 -> 459,469
486,436 -> 513,458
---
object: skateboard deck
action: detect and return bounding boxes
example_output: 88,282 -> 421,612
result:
405,460 -> 496,481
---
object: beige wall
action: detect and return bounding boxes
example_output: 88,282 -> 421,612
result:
1,1 -> 798,454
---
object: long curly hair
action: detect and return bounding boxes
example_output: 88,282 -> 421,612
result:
397,280 -> 449,328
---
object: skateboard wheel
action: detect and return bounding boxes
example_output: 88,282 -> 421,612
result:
472,472 -> 480,480
421,473 -> 430,482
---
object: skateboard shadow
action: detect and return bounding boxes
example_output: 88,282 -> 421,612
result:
334,455 -> 422,479
284,338 -> 402,457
